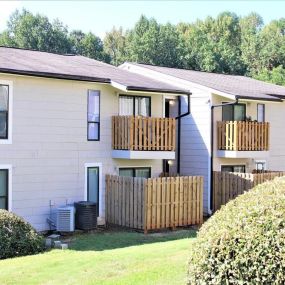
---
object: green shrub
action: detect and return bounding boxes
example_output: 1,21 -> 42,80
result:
0,210 -> 45,259
188,176 -> 285,285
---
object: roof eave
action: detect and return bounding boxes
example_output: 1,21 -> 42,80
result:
236,95 -> 283,103
0,68 -> 110,84
126,86 -> 191,96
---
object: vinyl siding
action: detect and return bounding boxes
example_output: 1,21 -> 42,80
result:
0,74 -> 164,231
179,91 -> 211,213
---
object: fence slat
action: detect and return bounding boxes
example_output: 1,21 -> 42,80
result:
217,121 -> 270,151
106,175 -> 204,232
212,171 -> 285,212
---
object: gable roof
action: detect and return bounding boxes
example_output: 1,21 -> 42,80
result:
0,47 -> 190,95
126,63 -> 285,102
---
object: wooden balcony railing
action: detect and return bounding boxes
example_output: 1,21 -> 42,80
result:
112,116 -> 176,151
217,121 -> 270,151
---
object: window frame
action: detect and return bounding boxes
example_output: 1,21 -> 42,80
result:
221,165 -> 246,173
0,165 -> 12,211
0,81 -> 12,144
119,94 -> 151,117
119,167 -> 151,178
87,90 -> 100,141
257,103 -> 265,122
84,162 -> 102,217
87,166 -> 100,216
222,102 -> 246,121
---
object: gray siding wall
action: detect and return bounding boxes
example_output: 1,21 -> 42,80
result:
179,91 -> 211,214
0,74 -> 164,231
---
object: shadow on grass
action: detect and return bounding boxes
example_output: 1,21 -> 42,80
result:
69,228 -> 197,252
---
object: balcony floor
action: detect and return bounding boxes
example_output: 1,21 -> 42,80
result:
112,150 -> 176,160
216,150 -> 269,159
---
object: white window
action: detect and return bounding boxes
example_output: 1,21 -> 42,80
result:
257,104 -> 265,122
0,165 -> 12,211
0,81 -> 12,144
87,90 -> 100,141
255,160 -> 267,171
119,95 -> 151,117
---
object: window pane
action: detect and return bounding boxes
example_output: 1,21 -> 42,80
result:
0,112 -> 7,138
135,97 -> 150,117
257,104 -> 265,122
119,96 -> 133,116
119,169 -> 134,177
135,168 -> 150,178
0,85 -> 8,111
88,123 -> 99,140
87,167 -> 99,205
0,198 -> 6,210
233,166 -> 245,173
221,166 -> 233,172
256,162 -> 265,171
88,90 -> 100,122
234,105 -> 246,121
0,170 -> 8,210
222,105 -> 233,121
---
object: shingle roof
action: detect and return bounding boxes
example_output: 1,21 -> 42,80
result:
0,47 -> 190,95
129,63 -> 285,102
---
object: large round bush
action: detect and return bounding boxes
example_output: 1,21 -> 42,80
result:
188,177 -> 285,285
0,210 -> 44,259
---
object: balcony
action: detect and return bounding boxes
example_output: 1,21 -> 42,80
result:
112,116 -> 176,159
217,121 -> 270,158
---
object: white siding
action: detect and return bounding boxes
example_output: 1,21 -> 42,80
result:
0,74 -> 164,231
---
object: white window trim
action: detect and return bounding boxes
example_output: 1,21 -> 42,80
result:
0,80 -> 13,144
84,162 -> 103,217
0,164 -> 12,211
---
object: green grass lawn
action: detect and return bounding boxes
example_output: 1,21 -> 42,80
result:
0,229 -> 196,285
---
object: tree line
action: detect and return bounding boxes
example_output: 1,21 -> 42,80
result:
1,9 -> 285,85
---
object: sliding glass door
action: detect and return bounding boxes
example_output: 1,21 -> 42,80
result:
119,95 -> 151,117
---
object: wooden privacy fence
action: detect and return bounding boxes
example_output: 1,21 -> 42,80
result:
105,175 -> 203,233
213,171 -> 285,212
112,116 -> 176,151
217,121 -> 270,151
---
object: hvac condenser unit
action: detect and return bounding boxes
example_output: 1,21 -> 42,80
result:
56,206 -> 75,232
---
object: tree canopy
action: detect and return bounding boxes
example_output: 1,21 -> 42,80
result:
1,9 -> 285,86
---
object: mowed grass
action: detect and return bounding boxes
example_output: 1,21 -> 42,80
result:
0,229 -> 196,285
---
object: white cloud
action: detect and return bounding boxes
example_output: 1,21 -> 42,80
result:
0,1 -> 22,31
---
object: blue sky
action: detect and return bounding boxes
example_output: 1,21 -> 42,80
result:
1,1 -> 285,38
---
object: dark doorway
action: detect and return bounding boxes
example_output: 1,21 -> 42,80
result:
163,99 -> 171,173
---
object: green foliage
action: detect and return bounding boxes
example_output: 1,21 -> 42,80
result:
259,19 -> 285,70
125,15 -> 160,64
70,31 -> 110,62
0,9 -> 108,61
188,177 -> 285,285
0,210 -> 44,259
181,12 -> 245,74
253,65 -> 285,86
240,13 -> 263,73
0,9 -> 71,53
103,27 -> 126,65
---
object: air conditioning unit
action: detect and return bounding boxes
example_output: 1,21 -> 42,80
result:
56,206 -> 75,232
